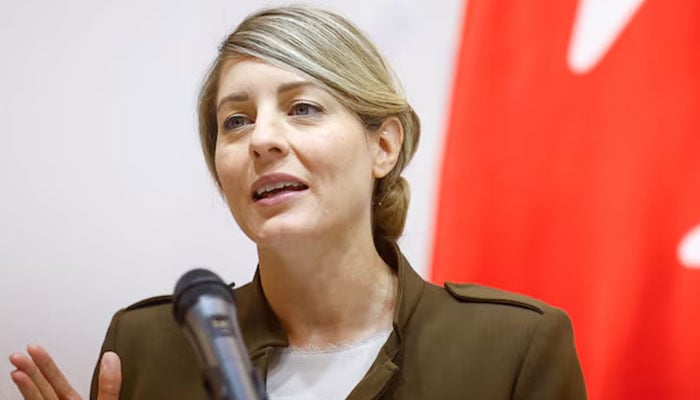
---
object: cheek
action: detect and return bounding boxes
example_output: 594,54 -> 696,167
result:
214,148 -> 252,231
319,140 -> 375,193
214,146 -> 247,197
213,148 -> 228,182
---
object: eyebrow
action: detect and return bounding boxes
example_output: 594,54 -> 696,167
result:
216,81 -> 316,112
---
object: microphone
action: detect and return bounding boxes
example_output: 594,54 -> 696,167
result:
173,268 -> 267,400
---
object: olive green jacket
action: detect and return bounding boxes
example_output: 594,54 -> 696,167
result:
90,242 -> 586,399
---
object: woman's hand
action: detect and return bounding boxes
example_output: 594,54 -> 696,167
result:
9,345 -> 122,400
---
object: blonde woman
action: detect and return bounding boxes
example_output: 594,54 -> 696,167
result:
10,6 -> 586,399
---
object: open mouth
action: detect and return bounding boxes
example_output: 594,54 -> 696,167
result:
252,181 -> 309,201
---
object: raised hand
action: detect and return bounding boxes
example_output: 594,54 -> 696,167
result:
9,345 -> 121,400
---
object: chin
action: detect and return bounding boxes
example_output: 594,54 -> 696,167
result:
249,221 -> 321,249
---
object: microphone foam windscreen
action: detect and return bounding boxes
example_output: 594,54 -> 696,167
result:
173,268 -> 234,325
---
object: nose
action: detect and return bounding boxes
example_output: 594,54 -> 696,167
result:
248,112 -> 289,163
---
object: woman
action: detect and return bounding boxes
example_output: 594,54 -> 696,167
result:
10,5 -> 586,399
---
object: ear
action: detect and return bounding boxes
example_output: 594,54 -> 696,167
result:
370,117 -> 404,179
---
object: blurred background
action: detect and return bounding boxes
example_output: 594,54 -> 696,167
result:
1,1 -> 698,399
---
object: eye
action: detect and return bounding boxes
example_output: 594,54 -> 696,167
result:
222,114 -> 252,131
289,102 -> 322,116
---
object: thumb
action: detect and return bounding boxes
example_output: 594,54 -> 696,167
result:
97,352 -> 122,400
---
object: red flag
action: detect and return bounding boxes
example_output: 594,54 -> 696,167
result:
432,1 -> 700,399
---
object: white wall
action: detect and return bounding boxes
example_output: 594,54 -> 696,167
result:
0,0 -> 462,397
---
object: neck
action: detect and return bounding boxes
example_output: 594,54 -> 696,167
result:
257,233 -> 397,349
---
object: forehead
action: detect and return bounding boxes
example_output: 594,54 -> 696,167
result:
216,58 -> 308,102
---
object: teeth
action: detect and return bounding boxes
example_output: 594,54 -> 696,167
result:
255,182 -> 305,197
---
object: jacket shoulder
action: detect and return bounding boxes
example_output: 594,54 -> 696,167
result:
126,295 -> 173,311
123,281 -> 248,313
122,283 -> 250,318
444,282 -> 546,314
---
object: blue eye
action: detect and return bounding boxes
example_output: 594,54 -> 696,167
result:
223,115 -> 251,130
290,102 -> 321,116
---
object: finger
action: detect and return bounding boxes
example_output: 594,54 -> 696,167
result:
97,352 -> 122,400
10,369 -> 44,400
26,345 -> 81,400
9,351 -> 59,400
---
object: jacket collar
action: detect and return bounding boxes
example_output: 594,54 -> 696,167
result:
235,269 -> 288,359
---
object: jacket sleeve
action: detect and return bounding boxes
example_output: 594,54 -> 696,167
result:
512,307 -> 587,399
89,309 -> 124,400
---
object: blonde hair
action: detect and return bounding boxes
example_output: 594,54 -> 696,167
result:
198,5 -> 420,243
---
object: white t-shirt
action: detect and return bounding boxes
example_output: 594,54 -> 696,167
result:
266,330 -> 392,400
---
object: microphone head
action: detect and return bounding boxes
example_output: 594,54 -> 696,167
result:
173,268 -> 234,325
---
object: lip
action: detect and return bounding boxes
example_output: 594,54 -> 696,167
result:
250,172 -> 309,205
